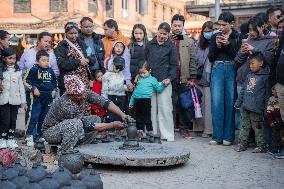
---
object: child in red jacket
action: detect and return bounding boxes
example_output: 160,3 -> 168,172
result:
90,70 -> 106,118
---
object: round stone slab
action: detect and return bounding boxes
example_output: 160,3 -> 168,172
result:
76,142 -> 190,167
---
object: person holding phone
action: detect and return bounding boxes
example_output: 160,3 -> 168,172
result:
170,14 -> 198,138
208,11 -> 242,146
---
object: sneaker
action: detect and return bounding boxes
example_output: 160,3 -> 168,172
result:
0,138 -> 7,149
208,140 -> 218,145
6,139 -> 18,150
25,136 -> 34,147
274,152 -> 284,159
180,131 -> 190,139
223,140 -> 232,146
38,137 -> 46,143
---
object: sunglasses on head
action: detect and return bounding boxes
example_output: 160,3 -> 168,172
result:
65,23 -> 78,29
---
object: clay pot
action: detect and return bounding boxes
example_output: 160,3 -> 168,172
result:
53,164 -> 72,187
0,174 -> 18,189
126,119 -> 137,140
141,136 -> 149,143
39,173 -> 60,189
14,159 -> 27,173
121,135 -> 127,142
108,133 -> 116,142
115,137 -> 121,142
69,177 -> 87,189
81,169 -> 103,189
34,141 -> 45,152
78,164 -> 93,180
12,169 -> 29,189
61,182 -> 77,189
59,150 -> 84,174
23,178 -> 44,189
4,165 -> 18,181
26,163 -> 47,182
154,135 -> 161,144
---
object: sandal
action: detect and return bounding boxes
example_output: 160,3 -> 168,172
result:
234,144 -> 246,152
252,147 -> 264,153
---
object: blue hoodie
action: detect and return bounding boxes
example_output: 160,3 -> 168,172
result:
24,64 -> 57,92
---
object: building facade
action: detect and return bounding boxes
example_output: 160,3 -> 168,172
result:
186,0 -> 282,30
0,0 -> 185,47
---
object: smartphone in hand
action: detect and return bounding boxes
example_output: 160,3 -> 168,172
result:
171,33 -> 184,40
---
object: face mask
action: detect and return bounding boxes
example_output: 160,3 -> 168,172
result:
203,31 -> 213,40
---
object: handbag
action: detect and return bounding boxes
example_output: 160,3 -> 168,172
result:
65,38 -> 94,79
191,87 -> 202,118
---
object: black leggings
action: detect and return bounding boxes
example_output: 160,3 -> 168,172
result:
0,104 -> 19,139
134,98 -> 153,132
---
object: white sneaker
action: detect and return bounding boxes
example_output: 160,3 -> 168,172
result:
0,138 -> 7,149
209,140 -> 218,145
38,137 -> 46,142
223,140 -> 232,146
6,139 -> 18,150
25,136 -> 34,147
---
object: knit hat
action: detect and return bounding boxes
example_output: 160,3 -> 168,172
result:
64,75 -> 85,95
113,56 -> 125,71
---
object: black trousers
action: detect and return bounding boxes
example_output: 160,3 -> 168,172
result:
106,95 -> 126,123
0,104 -> 19,139
134,98 -> 153,132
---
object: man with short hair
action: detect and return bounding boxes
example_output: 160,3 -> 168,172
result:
267,7 -> 283,34
79,17 -> 105,73
170,14 -> 198,138
102,19 -> 133,91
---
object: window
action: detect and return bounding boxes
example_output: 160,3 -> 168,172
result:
50,0 -> 67,12
136,0 -> 148,15
121,0 -> 128,19
14,0 -> 31,13
88,0 -> 98,16
153,3 -> 157,18
106,0 -> 114,18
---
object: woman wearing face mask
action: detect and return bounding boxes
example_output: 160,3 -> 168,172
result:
196,21 -> 214,138
55,22 -> 97,95
145,22 -> 177,141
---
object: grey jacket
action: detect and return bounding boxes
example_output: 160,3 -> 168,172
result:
235,36 -> 274,85
235,66 -> 270,115
197,46 -> 211,87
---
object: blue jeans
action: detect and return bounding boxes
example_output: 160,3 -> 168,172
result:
26,91 -> 53,141
210,61 -> 236,142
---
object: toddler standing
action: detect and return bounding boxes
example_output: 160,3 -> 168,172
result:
0,48 -> 26,149
102,56 -> 127,122
235,52 -> 270,153
129,62 -> 166,136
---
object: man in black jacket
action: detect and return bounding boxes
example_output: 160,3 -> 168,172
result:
79,17 -> 105,73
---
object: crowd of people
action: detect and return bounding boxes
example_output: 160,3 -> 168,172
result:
0,7 -> 283,158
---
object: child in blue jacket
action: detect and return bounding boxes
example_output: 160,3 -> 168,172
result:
24,50 -> 57,146
129,62 -> 166,135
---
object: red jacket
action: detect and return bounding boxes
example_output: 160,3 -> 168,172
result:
90,81 -> 106,117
